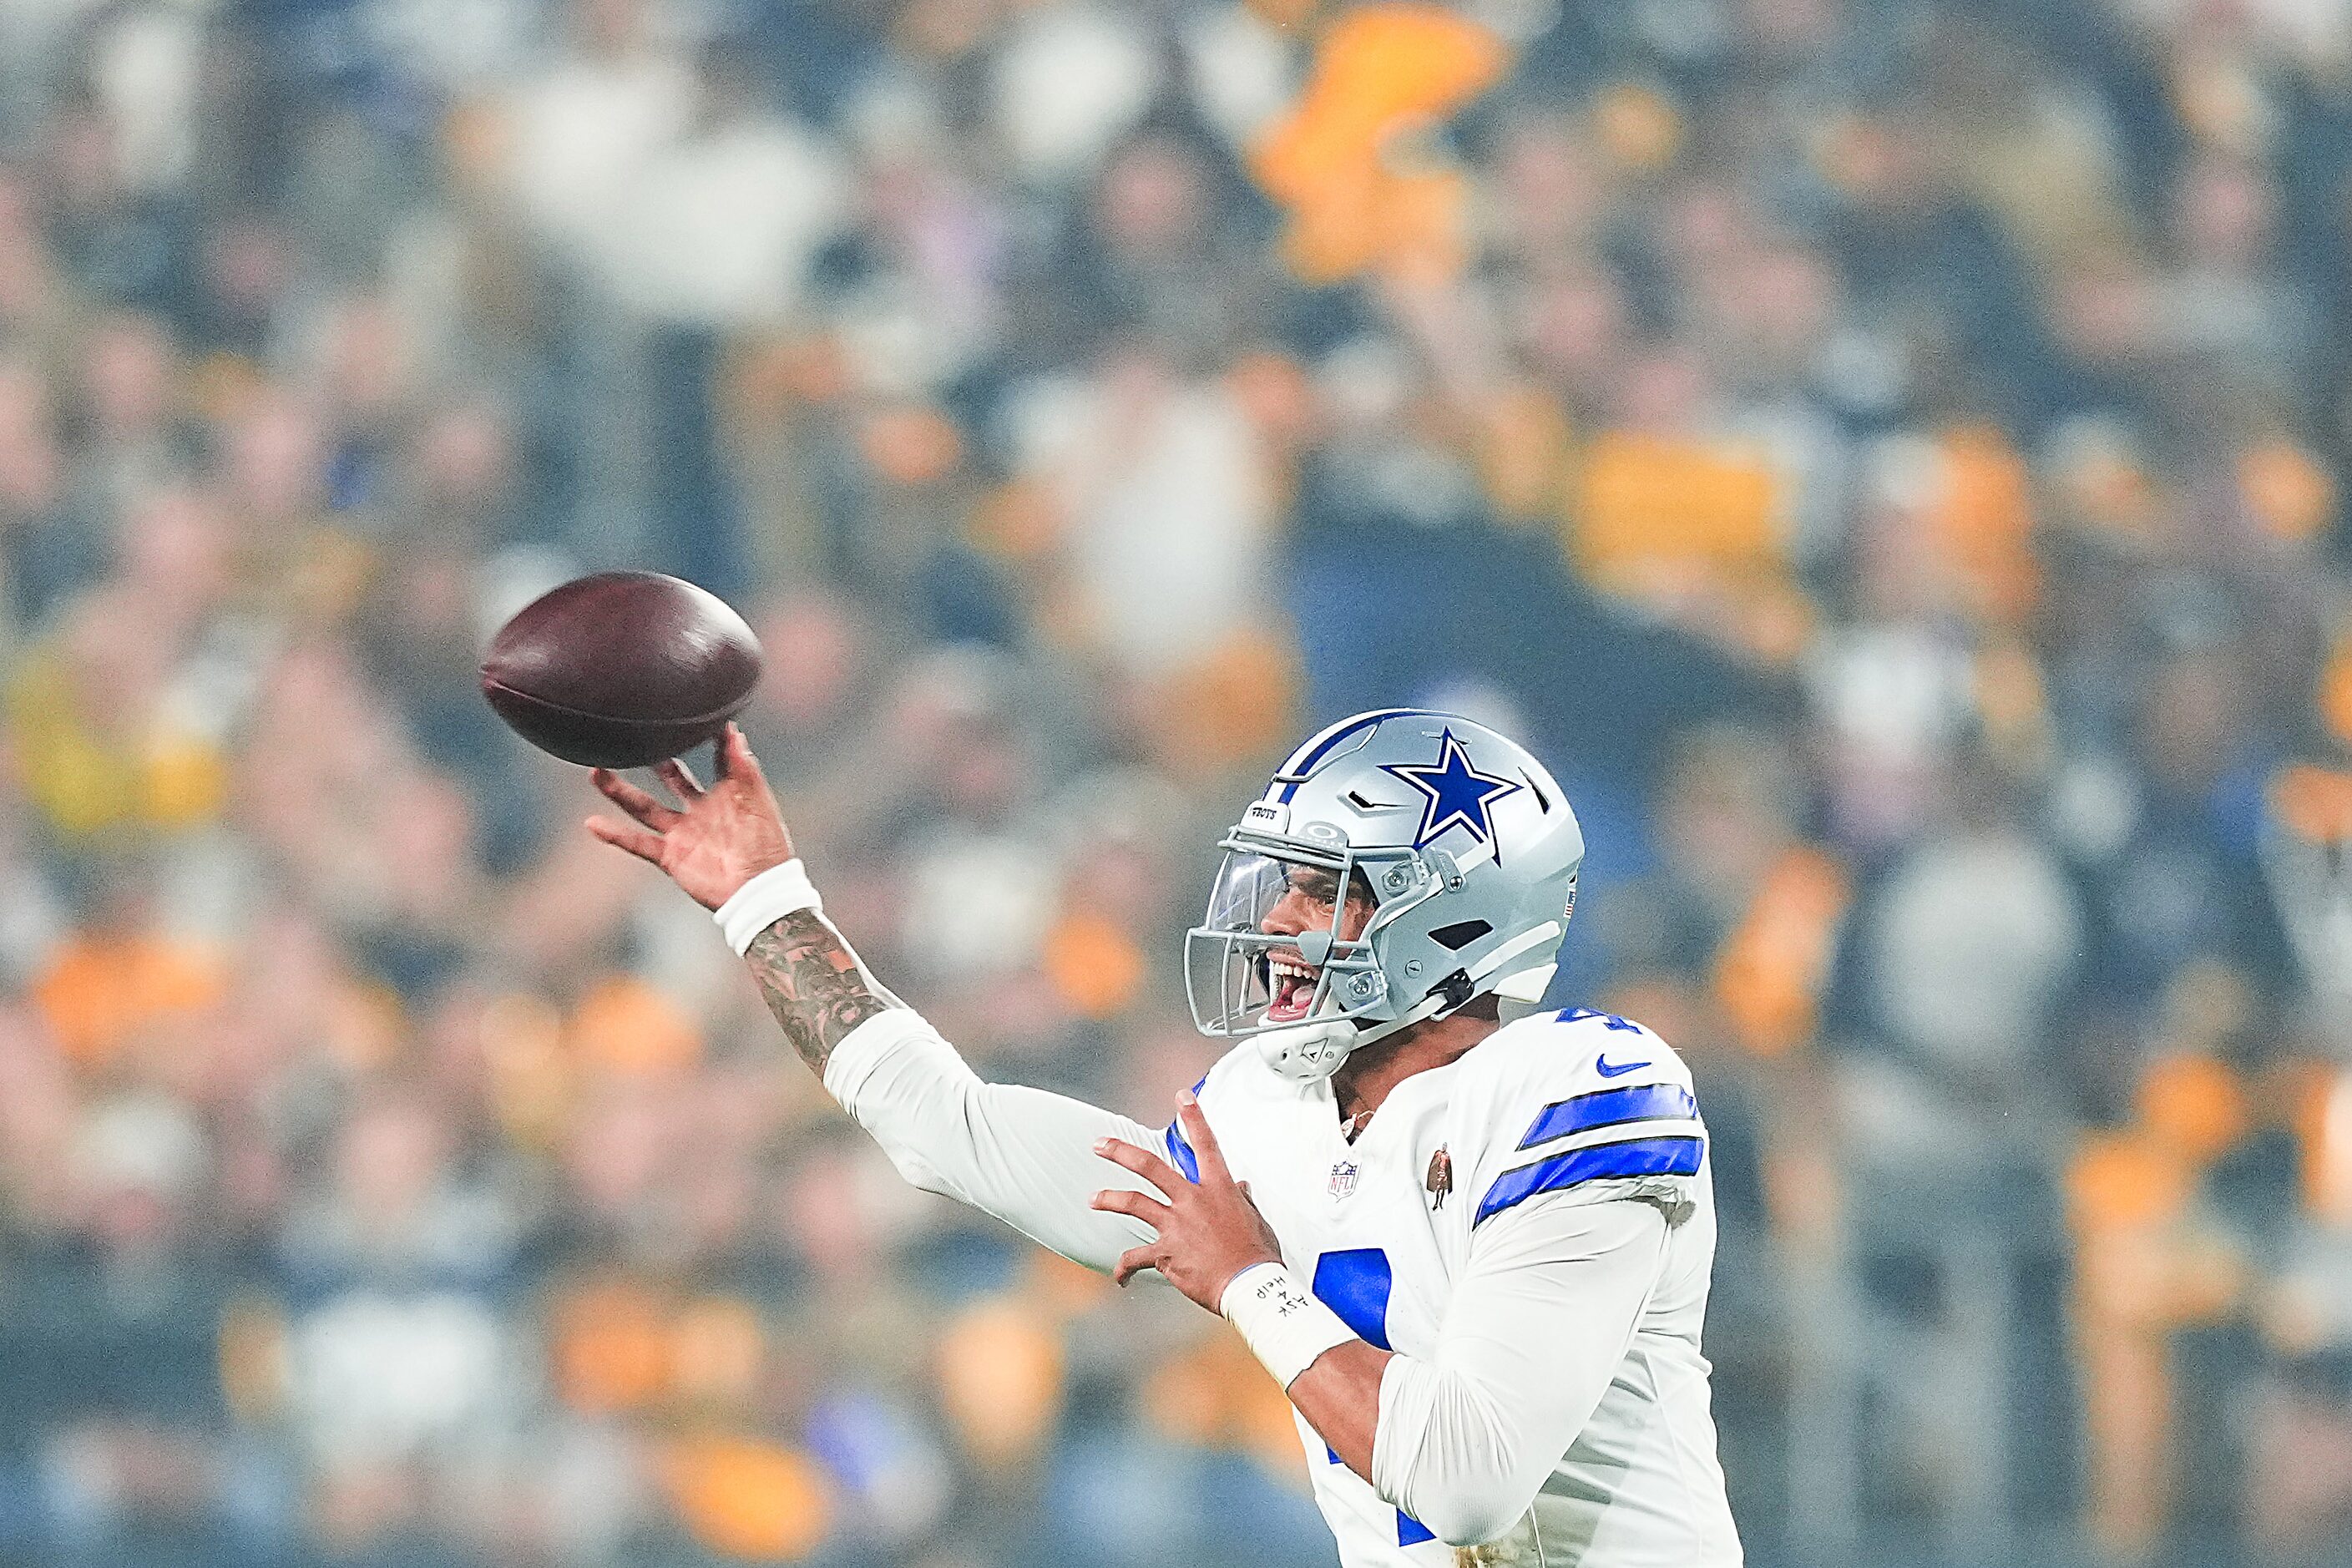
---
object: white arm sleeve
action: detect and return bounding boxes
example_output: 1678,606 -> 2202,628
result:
1368,1196 -> 1670,1548
821,1007 -> 1164,1273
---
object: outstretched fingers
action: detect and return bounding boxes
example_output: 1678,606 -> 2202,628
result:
590,768 -> 680,831
1093,1137 -> 1181,1198
1090,1186 -> 1171,1229
1176,1095 -> 1230,1181
586,814 -> 665,864
655,758 -> 703,803
1092,1147 -> 1176,1287
720,723 -> 766,787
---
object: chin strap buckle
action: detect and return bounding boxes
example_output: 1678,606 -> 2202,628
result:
1433,969 -> 1474,1011
1257,1019 -> 1359,1081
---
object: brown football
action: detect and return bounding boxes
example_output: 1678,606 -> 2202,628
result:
480,571 -> 762,768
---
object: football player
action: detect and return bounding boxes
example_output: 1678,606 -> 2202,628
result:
588,709 -> 1742,1566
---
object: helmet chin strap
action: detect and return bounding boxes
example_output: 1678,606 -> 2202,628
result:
1253,992 -> 1449,1083
1255,919 -> 1565,1084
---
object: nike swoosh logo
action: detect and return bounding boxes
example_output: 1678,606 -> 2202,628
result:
1595,1055 -> 1650,1078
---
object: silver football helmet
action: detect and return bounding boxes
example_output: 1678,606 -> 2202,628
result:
1185,709 -> 1585,1080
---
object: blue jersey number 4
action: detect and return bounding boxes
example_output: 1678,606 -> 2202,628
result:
1559,1005 -> 1644,1033
1311,1248 -> 1439,1548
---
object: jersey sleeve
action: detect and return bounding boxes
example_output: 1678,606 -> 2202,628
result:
1369,1196 -> 1670,1547
1362,1008 -> 1705,1547
821,1007 -> 1166,1273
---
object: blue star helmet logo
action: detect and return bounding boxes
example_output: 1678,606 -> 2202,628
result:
1380,729 -> 1522,857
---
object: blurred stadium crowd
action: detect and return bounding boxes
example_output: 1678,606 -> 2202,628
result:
2,0 -> 2351,1564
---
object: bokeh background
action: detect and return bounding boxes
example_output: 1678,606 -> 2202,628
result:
3,0 -> 2351,1564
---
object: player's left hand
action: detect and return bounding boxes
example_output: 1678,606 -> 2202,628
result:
1091,1095 -> 1282,1307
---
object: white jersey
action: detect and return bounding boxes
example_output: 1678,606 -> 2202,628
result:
822,1003 -> 1742,1568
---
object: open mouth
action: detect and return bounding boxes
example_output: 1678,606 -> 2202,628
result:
1264,951 -> 1319,1023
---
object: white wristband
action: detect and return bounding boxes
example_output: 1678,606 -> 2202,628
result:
714,858 -> 823,955
1220,1262 -> 1356,1389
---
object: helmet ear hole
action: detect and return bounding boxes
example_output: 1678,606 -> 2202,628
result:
1429,918 -> 1492,952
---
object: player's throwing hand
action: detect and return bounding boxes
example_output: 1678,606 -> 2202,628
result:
1091,1095 -> 1283,1304
585,724 -> 795,910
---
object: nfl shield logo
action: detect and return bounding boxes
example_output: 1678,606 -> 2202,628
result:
1328,1160 -> 1359,1201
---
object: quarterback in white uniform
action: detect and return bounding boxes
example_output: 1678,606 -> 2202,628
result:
587,710 -> 1743,1567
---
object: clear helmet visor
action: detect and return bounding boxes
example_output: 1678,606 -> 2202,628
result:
1203,849 -> 1287,938
1183,849 -> 1387,1037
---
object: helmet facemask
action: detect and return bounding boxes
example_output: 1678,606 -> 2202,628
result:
1184,836 -> 1444,1039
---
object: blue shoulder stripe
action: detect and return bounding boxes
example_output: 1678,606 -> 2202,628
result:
1475,1136 -> 1703,1225
1517,1083 -> 1697,1150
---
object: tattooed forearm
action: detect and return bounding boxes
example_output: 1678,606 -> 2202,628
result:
745,909 -> 903,1074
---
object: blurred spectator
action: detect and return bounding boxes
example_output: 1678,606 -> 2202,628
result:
0,0 -> 2343,1564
